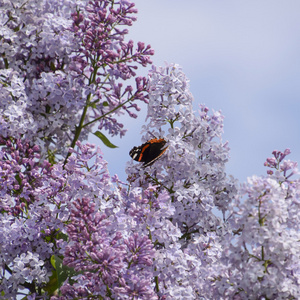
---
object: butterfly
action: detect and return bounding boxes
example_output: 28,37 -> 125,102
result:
129,138 -> 168,167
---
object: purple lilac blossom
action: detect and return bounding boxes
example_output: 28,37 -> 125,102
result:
52,144 -> 158,299
0,0 -> 153,158
0,137 -> 66,298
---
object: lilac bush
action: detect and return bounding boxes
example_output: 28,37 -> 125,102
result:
0,0 -> 299,299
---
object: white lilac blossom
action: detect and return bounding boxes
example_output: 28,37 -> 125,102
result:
0,0 -> 153,157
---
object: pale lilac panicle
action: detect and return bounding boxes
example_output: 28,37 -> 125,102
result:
64,141 -> 114,201
154,244 -> 196,299
126,63 -> 238,298
219,150 -> 300,299
0,214 -> 56,298
1,249 -> 50,299
146,64 -> 193,126
183,232 -> 227,298
128,63 -> 236,233
12,252 -> 49,284
0,69 -> 35,138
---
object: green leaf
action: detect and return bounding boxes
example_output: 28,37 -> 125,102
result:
90,102 -> 97,109
15,173 -> 22,186
47,149 -> 56,165
50,255 -> 78,290
56,231 -> 69,242
50,255 -> 57,269
93,131 -> 118,148
43,269 -> 59,296
50,61 -> 56,71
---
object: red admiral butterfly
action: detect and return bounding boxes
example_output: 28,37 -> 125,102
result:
129,138 -> 168,167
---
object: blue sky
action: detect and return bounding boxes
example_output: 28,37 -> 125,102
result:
96,1 -> 300,183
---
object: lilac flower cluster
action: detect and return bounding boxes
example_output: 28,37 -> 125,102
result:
69,0 -> 153,140
0,136 -> 52,215
128,63 -> 237,234
54,197 -> 157,299
0,0 -> 153,157
0,137 -> 67,298
46,142 -> 159,299
1,61 -> 299,300
126,63 -> 238,298
217,149 -> 300,299
0,0 -> 83,155
125,64 -> 300,299
0,137 -> 158,299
